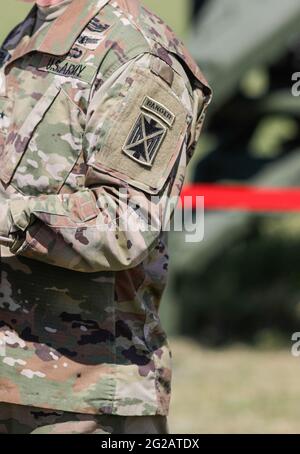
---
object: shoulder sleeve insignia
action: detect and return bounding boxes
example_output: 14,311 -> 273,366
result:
123,112 -> 167,167
88,68 -> 188,195
122,97 -> 176,168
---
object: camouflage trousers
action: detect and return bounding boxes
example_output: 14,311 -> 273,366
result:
0,403 -> 169,434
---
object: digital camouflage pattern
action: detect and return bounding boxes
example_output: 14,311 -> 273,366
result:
0,0 -> 211,416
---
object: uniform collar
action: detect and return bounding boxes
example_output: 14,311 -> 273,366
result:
6,0 -> 111,68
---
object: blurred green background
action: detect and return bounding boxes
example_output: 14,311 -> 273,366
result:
3,0 -> 300,434
0,0 -> 190,42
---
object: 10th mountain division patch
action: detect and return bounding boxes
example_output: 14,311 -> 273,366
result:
122,97 -> 175,168
123,112 -> 167,167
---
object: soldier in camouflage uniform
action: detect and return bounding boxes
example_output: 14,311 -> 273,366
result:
0,0 -> 211,434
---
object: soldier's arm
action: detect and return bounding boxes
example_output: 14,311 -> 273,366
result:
6,54 -> 207,273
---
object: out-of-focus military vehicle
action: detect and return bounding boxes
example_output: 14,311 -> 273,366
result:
164,0 -> 300,345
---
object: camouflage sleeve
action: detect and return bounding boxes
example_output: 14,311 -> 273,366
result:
8,53 -> 203,273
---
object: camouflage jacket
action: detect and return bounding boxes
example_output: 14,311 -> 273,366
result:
0,0 -> 211,416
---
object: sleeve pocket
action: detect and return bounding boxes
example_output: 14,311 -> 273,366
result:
87,68 -> 189,195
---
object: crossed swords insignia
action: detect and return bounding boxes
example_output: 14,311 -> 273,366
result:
123,113 -> 167,167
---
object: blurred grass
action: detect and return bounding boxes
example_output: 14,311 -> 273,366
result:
0,0 -> 189,43
170,337 -> 300,434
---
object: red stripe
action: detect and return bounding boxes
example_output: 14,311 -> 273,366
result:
180,184 -> 300,211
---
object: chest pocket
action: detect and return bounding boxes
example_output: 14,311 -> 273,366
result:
0,83 -> 84,196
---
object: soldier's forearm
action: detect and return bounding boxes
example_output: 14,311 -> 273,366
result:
8,186 -> 161,273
